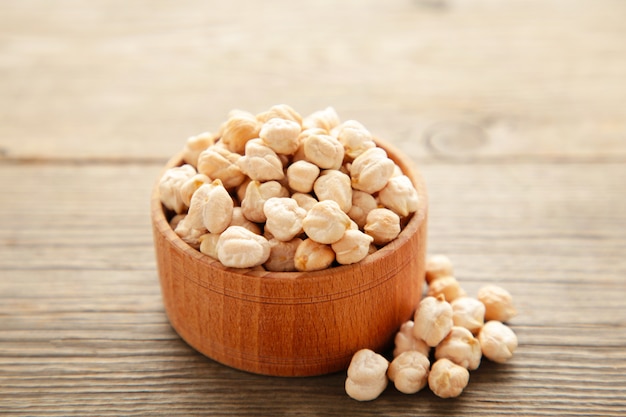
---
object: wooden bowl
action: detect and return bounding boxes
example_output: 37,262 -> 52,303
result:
151,138 -> 428,377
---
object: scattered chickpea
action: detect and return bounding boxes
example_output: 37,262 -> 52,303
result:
478,321 -> 518,364
387,351 -> 430,394
451,297 -> 485,334
435,326 -> 482,370
427,275 -> 467,302
413,295 -> 454,347
392,320 -> 431,358
345,349 -> 389,401
425,254 -> 454,284
478,285 -> 517,322
428,358 -> 470,399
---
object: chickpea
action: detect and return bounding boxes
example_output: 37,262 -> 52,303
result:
259,117 -> 301,155
196,144 -> 246,189
286,160 -> 320,193
302,200 -> 352,244
364,208 -> 401,246
413,295 -> 454,347
302,133 -> 344,170
392,320 -> 430,358
387,351 -> 430,394
263,197 -> 307,242
451,297 -> 486,334
313,170 -> 352,213
478,321 -> 518,363
350,147 -> 395,194
435,326 -> 482,370
220,110 -> 261,154
241,180 -> 289,223
216,226 -> 270,268
331,229 -> 374,265
478,285 -> 517,322
236,138 -> 285,182
427,275 -> 467,302
347,190 -> 378,229
264,238 -> 302,272
294,238 -> 335,272
428,358 -> 470,399
425,254 -> 454,284
378,174 -> 419,217
345,349 -> 389,402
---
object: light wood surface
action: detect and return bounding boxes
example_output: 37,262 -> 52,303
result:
1,0 -> 625,415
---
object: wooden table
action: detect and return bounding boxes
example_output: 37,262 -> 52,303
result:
2,1 -> 625,415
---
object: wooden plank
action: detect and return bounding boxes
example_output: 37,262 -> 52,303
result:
1,0 -> 625,161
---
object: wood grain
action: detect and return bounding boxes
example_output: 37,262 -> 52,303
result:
1,0 -> 626,415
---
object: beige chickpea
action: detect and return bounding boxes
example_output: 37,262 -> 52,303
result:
182,131 -> 215,167
435,326 -> 482,370
345,348 -> 389,402
201,181 -> 234,234
263,197 -> 307,242
302,106 -> 340,131
364,208 -> 401,246
259,117 -> 301,155
378,174 -> 419,217
286,160 -> 320,193
478,285 -> 517,322
198,233 -> 220,259
256,103 -> 302,126
196,144 -> 246,189
413,295 -> 454,347
451,297 -> 486,334
229,206 -> 261,235
294,238 -> 335,272
174,180 -> 227,247
393,320 -> 431,358
478,321 -> 518,363
427,275 -> 467,302
387,351 -> 430,394
169,213 -> 186,230
348,190 -> 378,229
159,164 -> 197,214
217,226 -> 270,268
350,147 -> 395,194
302,200 -> 352,244
428,358 -> 470,399
241,180 -> 289,223
334,120 -> 376,160
180,173 -> 211,207
313,170 -> 352,213
331,229 -> 374,265
220,110 -> 261,154
236,138 -> 285,182
425,254 -> 454,284
302,133 -> 345,170
291,192 -> 318,212
264,238 -> 302,272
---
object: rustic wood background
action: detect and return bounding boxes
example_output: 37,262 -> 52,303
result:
1,0 -> 625,415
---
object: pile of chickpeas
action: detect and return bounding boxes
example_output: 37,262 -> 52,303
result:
345,255 -> 519,401
159,104 -> 419,271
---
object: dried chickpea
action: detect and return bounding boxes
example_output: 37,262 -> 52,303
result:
264,238 -> 302,272
435,326 -> 482,370
334,120 -> 376,160
229,207 -> 261,235
302,106 -> 340,131
331,229 -> 374,265
286,160 -> 320,193
478,321 -> 518,363
180,173 -> 210,207
478,285 -> 517,322
201,180 -> 234,234
182,131 -> 215,167
413,295 -> 454,347
451,297 -> 485,334
348,190 -> 378,229
263,197 -> 307,242
428,358 -> 470,399
294,238 -> 335,272
364,208 -> 401,246
345,349 -> 389,402
350,147 -> 395,194
196,144 -> 246,189
427,275 -> 467,302
387,351 -> 430,394
313,170 -> 352,213
220,110 -> 261,154
236,138 -> 285,182
425,254 -> 454,284
256,103 -> 302,126
302,200 -> 352,244
302,133 -> 344,170
217,226 -> 270,268
291,192 -> 318,212
198,233 -> 220,259
259,117 -> 301,155
241,180 -> 289,223
159,164 -> 196,214
174,180 -> 227,247
378,175 -> 419,217
393,320 -> 431,358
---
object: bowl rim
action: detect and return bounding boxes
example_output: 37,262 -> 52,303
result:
151,137 -> 428,285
